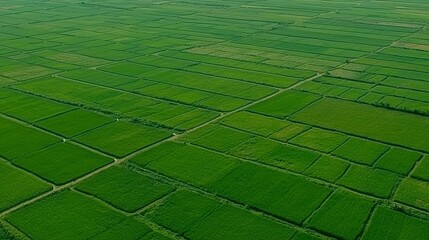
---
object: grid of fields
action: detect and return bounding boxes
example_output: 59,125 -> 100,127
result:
1,0 -> 429,239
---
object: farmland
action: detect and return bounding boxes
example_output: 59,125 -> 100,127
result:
1,0 -> 429,239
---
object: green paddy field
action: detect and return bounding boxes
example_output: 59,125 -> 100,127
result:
1,0 -> 429,239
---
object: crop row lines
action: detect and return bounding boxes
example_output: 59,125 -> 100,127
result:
126,162 -> 333,240
0,72 -> 329,238
185,141 -> 429,219
215,122 -> 400,178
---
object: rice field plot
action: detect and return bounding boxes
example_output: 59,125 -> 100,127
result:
146,190 -> 316,240
5,190 -> 162,240
75,121 -> 171,158
0,89 -> 75,123
0,161 -> 51,212
394,178 -> 429,211
13,76 -> 219,130
100,62 -> 276,103
76,166 -> 175,212
1,0 -> 429,239
306,191 -> 374,240
337,165 -> 400,198
304,156 -> 350,183
0,60 -> 57,81
290,97 -> 429,152
12,142 -> 113,185
183,124 -> 320,173
0,117 -> 60,160
59,68 -> 138,88
249,90 -> 321,119
296,47 -> 429,114
35,109 -> 115,138
132,142 -> 241,187
132,143 -> 331,225
332,138 -> 389,166
362,206 -> 429,240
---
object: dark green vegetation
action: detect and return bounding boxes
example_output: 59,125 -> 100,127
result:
1,0 -> 429,239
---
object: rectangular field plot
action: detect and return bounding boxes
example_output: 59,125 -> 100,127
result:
411,156 -> 429,182
59,68 -> 138,88
249,90 -> 321,119
133,142 -> 240,187
289,128 -> 348,153
13,76 -> 218,130
0,117 -> 60,160
332,138 -> 389,165
262,144 -> 320,172
35,50 -> 110,67
185,63 -> 299,88
0,161 -> 51,212
90,217 -> 153,240
291,98 -> 429,152
0,89 -> 75,123
190,125 -> 255,153
186,124 -> 320,172
146,190 -> 299,240
307,191 -> 374,240
36,109 -> 114,138
208,163 -> 331,224
5,190 -> 152,240
12,143 -> 113,185
75,121 -> 171,158
219,111 -> 290,137
146,190 -> 222,234
337,165 -> 399,198
304,156 -> 349,183
101,63 -> 276,102
76,166 -> 174,212
394,178 -> 429,211
362,207 -> 429,240
374,148 -> 422,175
